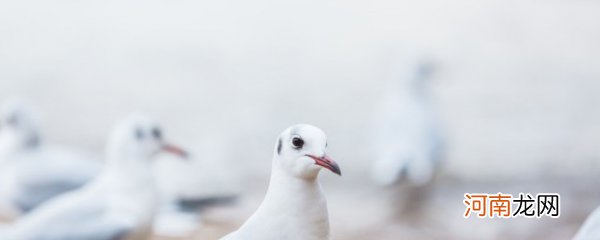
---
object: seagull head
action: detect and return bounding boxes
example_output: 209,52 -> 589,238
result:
107,114 -> 187,164
0,98 -> 40,150
274,124 -> 341,179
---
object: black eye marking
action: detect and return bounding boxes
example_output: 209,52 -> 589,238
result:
291,136 -> 304,149
7,114 -> 18,126
152,128 -> 162,139
277,138 -> 282,154
26,133 -> 40,148
135,128 -> 144,140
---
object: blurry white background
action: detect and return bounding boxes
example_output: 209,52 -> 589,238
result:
1,0 -> 600,239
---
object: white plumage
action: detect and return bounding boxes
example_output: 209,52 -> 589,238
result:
371,58 -> 443,186
221,124 -> 341,240
152,147 -> 239,237
0,99 -> 101,216
0,115 -> 187,240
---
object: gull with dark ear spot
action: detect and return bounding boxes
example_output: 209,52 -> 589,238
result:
0,98 -> 102,217
0,114 -> 188,240
221,124 -> 341,240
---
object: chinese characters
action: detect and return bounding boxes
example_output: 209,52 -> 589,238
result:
464,193 -> 559,218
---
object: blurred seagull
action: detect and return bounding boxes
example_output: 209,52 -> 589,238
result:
0,115 -> 187,240
574,206 -> 600,240
221,124 -> 341,240
0,99 -> 101,216
371,58 -> 443,186
152,149 -> 239,237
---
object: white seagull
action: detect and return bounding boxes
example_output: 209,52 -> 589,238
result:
221,124 -> 341,240
370,59 -> 443,186
0,115 -> 187,240
573,206 -> 600,240
0,99 -> 102,216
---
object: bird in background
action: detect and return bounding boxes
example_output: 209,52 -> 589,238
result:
0,114 -> 188,240
221,124 -> 341,240
0,98 -> 102,217
573,206 -> 600,240
152,140 -> 239,237
370,58 -> 444,187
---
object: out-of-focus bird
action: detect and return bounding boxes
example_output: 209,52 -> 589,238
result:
0,115 -> 187,240
573,206 -> 600,240
221,124 -> 341,240
370,58 -> 443,186
0,99 -> 101,216
152,147 -> 239,237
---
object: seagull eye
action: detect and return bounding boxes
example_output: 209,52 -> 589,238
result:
291,136 -> 304,149
7,115 -> 18,126
135,128 -> 144,140
152,128 -> 162,140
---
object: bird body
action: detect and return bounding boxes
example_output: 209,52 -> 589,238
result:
0,115 -> 187,240
3,169 -> 157,240
223,165 -> 330,240
0,146 -> 101,213
371,60 -> 443,186
0,100 -> 101,215
153,151 -> 239,237
222,124 -> 340,240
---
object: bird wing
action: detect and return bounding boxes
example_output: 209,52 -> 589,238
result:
7,179 -> 125,240
12,178 -> 83,212
11,148 -> 102,211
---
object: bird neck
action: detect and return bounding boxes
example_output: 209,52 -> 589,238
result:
250,159 -> 330,238
268,164 -> 321,195
102,159 -> 157,218
104,154 -> 155,187
101,157 -> 158,225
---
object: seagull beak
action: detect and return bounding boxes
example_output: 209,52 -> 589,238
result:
162,143 -> 189,159
307,154 -> 341,176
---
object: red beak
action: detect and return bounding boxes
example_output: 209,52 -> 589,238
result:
162,143 -> 189,159
306,154 -> 341,176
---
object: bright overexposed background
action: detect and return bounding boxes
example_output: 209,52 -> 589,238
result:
1,0 -> 599,239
